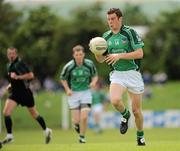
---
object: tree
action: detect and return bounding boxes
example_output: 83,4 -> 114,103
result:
143,9 -> 180,79
55,2 -> 110,81
123,3 -> 150,25
0,0 -> 22,77
14,6 -> 60,81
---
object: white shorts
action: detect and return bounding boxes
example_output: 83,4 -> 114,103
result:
67,89 -> 92,109
109,70 -> 144,94
91,104 -> 103,113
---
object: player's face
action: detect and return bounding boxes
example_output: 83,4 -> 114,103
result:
7,49 -> 18,63
73,50 -> 85,65
107,13 -> 122,31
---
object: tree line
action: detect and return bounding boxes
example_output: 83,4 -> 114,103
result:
0,0 -> 180,83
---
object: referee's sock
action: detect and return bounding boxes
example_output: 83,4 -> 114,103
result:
4,116 -> 12,134
36,115 -> 46,130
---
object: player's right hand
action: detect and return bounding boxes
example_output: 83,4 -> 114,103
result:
66,89 -> 72,96
95,54 -> 106,63
6,84 -> 12,92
10,72 -> 18,80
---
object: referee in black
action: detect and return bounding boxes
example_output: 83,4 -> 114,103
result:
1,47 -> 52,145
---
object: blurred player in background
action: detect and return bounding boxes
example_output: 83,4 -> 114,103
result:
94,8 -> 146,146
91,81 -> 109,133
60,45 -> 98,143
1,47 -> 52,145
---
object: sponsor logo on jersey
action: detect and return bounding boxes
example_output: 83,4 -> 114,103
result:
114,39 -> 119,45
122,38 -> 127,44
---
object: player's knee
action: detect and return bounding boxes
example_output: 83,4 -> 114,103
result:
31,111 -> 39,118
28,107 -> 39,118
111,97 -> 122,107
3,108 -> 11,116
80,112 -> 88,121
81,115 -> 88,122
132,109 -> 142,117
72,118 -> 80,124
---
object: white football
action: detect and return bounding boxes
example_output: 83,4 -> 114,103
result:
89,37 -> 107,55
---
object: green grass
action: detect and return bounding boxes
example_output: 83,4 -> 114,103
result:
1,91 -> 63,129
0,128 -> 180,151
104,81 -> 180,111
143,81 -> 180,110
1,81 -> 179,129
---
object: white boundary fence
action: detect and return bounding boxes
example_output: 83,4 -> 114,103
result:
61,95 -> 180,129
0,100 -> 2,133
88,110 -> 180,129
61,94 -> 69,129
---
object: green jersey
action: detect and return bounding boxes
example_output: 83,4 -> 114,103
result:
92,90 -> 107,105
60,59 -> 97,91
103,25 -> 144,71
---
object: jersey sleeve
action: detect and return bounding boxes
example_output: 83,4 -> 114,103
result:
128,29 -> 144,50
60,64 -> 69,80
84,59 -> 98,78
90,61 -> 98,77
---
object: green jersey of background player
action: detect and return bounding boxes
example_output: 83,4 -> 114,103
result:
60,45 -> 98,143
61,59 -> 97,91
94,8 -> 146,146
91,82 -> 109,133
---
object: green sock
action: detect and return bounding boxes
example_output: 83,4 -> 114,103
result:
80,135 -> 85,139
137,131 -> 144,138
120,108 -> 129,119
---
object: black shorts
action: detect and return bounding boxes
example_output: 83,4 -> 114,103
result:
9,88 -> 35,107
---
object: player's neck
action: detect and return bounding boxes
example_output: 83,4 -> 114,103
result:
76,61 -> 83,66
112,25 -> 121,34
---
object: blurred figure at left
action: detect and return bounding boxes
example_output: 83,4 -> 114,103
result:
91,81 -> 109,134
1,47 -> 52,145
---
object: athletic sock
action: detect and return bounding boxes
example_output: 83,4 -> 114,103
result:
74,124 -> 79,129
79,135 -> 85,139
36,115 -> 46,130
120,108 -> 129,119
137,131 -> 144,138
74,124 -> 80,131
4,116 -> 12,134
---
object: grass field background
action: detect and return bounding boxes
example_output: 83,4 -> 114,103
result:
0,128 -> 180,151
1,81 -> 178,129
0,81 -> 180,150
143,81 -> 180,110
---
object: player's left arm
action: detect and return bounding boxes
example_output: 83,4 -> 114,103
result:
10,72 -> 34,80
89,75 -> 98,89
105,48 -> 143,65
11,60 -> 34,80
89,62 -> 98,89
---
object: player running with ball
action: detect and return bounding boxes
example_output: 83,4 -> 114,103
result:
91,8 -> 146,146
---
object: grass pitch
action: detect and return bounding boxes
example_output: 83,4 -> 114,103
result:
0,128 -> 180,151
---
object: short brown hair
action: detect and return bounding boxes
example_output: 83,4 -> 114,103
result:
107,8 -> 123,18
7,47 -> 18,53
72,45 -> 84,54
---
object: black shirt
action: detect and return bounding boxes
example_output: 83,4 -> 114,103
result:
7,57 -> 31,92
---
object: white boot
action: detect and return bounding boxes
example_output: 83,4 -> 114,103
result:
2,133 -> 14,144
44,128 -> 52,144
